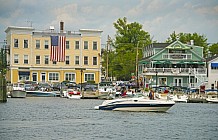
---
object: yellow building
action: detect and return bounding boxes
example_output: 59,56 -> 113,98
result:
5,23 -> 103,84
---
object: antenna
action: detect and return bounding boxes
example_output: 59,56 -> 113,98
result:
26,20 -> 32,27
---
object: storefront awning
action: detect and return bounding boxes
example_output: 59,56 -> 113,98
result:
177,61 -> 185,64
139,61 -> 149,64
153,61 -> 162,65
163,60 -> 172,64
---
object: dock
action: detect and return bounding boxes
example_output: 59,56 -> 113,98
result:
81,91 -> 98,99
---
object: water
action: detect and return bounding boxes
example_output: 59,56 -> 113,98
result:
0,97 -> 218,140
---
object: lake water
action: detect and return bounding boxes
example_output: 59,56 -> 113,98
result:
0,97 -> 218,140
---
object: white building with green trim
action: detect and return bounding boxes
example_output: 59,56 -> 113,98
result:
138,40 -> 207,91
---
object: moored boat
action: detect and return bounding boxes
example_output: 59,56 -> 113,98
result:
206,98 -> 218,103
94,97 -> 175,112
11,83 -> 26,98
26,90 -> 56,97
168,94 -> 188,103
98,86 -> 116,99
65,89 -> 82,99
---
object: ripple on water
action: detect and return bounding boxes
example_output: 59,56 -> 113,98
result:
0,98 -> 218,140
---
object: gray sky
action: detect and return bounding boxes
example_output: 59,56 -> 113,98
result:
0,0 -> 218,45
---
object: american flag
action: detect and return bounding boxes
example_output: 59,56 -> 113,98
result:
50,36 -> 66,62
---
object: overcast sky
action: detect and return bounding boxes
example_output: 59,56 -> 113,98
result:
0,0 -> 218,45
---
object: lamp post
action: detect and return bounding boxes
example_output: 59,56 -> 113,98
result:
155,70 -> 158,93
189,72 -> 191,94
75,68 -> 86,91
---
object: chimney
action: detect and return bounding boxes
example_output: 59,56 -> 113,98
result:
190,40 -> 194,45
60,21 -> 64,33
49,26 -> 54,32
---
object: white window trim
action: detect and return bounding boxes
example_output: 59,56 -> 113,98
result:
84,73 -> 95,82
64,72 -> 76,82
93,56 -> 97,65
48,72 -> 60,82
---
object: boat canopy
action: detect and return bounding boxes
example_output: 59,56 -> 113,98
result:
211,63 -> 218,68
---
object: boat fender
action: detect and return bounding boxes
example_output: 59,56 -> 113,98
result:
134,100 -> 138,102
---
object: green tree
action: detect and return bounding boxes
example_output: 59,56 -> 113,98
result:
209,43 -> 218,55
109,17 -> 152,80
166,32 -> 208,57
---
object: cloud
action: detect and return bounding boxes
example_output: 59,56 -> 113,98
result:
0,0 -> 217,44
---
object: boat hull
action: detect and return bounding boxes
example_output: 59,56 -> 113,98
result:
67,95 -> 82,99
95,98 -> 175,112
26,91 -> 56,97
206,98 -> 218,103
11,90 -> 26,98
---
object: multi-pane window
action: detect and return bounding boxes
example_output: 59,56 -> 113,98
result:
44,40 -> 49,49
36,40 -> 40,49
65,73 -> 75,81
24,55 -> 28,64
75,56 -> 79,65
14,39 -> 18,48
14,54 -> 19,63
48,73 -> 59,81
75,41 -> 79,49
44,55 -> 49,64
53,61 -> 57,65
19,75 -> 30,81
66,56 -> 70,65
32,73 -> 37,81
85,73 -> 94,82
84,41 -> 88,49
36,55 -> 40,64
24,40 -> 28,48
159,77 -> 167,85
93,57 -> 97,65
93,41 -> 97,50
84,56 -> 88,65
66,41 -> 70,49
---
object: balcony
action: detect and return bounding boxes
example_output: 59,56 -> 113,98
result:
162,53 -> 192,60
142,68 -> 207,76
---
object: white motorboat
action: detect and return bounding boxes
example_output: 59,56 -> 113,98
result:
168,94 -> 188,103
98,86 -> 116,99
94,97 -> 175,112
65,89 -> 82,99
10,83 -> 26,98
206,98 -> 218,103
205,89 -> 218,103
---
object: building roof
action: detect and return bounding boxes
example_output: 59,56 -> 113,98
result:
5,26 -> 34,33
206,55 -> 218,63
79,29 -> 103,33
151,43 -> 170,48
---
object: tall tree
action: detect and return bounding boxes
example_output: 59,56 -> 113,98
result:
208,43 -> 218,56
110,17 -> 152,80
166,32 -> 208,57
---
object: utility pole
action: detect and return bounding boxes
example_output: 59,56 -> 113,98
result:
106,35 -> 111,81
136,41 -> 139,91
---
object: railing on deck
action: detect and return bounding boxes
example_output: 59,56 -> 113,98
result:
141,67 -> 207,89
142,68 -> 207,75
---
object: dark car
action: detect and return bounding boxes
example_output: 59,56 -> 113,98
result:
24,84 -> 35,91
38,82 -> 52,91
52,82 -> 64,91
84,84 -> 98,91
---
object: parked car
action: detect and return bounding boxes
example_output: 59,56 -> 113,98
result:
24,84 -> 35,91
38,82 -> 52,91
84,84 -> 98,91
